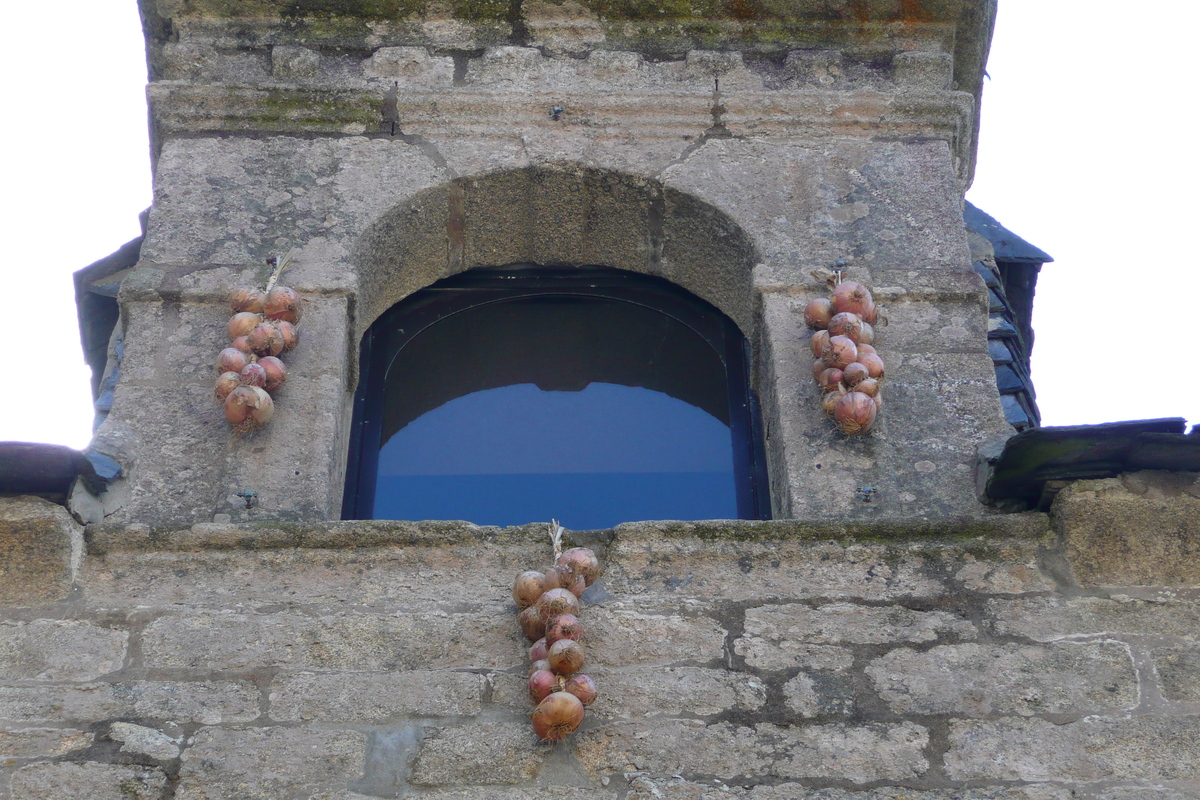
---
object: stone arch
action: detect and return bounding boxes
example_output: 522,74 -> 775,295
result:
352,164 -> 759,342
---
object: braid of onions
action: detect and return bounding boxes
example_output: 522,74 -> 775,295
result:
514,544 -> 601,741
804,273 -> 884,435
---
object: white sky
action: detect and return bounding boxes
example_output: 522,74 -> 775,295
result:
1,2 -> 1196,450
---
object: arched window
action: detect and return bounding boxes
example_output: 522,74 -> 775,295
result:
342,266 -> 769,528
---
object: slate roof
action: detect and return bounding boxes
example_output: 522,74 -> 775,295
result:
965,201 -> 1053,432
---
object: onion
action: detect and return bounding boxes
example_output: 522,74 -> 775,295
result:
214,371 -> 242,402
856,343 -> 877,356
529,638 -> 549,662
513,571 -> 546,610
821,335 -> 858,369
528,669 -> 561,704
218,347 -> 249,374
542,565 -> 570,591
519,606 -> 546,641
545,614 -> 584,646
557,548 -> 601,586
827,312 -> 864,342
548,639 -> 585,676
227,312 -> 262,341
531,658 -> 551,675
530,691 -> 584,741
858,321 -> 875,345
230,287 -> 265,314
264,286 -> 303,324
564,674 -> 597,707
855,377 -> 880,398
872,393 -> 883,411
277,320 -> 299,353
536,588 -> 580,622
817,368 -> 844,393
239,362 -> 267,388
812,360 -> 828,383
834,391 -> 877,435
248,322 -> 285,357
857,352 -> 885,380
822,389 -> 843,418
804,298 -> 834,330
231,335 -> 253,355
842,362 -> 869,388
810,330 -> 830,359
223,386 -> 274,435
258,356 -> 287,393
831,281 -> 876,321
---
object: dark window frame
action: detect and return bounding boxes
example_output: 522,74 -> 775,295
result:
342,265 -> 770,523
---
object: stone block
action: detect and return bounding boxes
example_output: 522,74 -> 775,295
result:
987,596 -> 1200,642
408,721 -> 543,786
0,620 -> 127,681
953,551 -> 1056,594
627,780 -> 1075,800
606,536 -> 946,602
0,728 -> 92,759
271,45 -> 321,80
109,721 -> 182,760
1057,473 -> 1200,587
417,788 -> 619,800
783,672 -> 857,718
142,608 -> 519,671
743,602 -> 976,645
585,667 -> 767,719
867,642 -> 1138,715
1151,644 -> 1200,702
0,680 -> 260,725
587,605 -> 726,667
575,719 -> 927,783
269,670 -> 485,721
176,726 -> 366,800
10,762 -> 167,800
734,636 -> 852,672
945,716 -> 1200,782
0,496 -> 81,606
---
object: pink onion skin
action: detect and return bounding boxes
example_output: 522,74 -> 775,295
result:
264,286 -> 303,324
230,287 -> 265,314
564,674 -> 597,706
531,692 -> 585,741
831,281 -> 876,321
513,571 -> 546,610
810,330 -> 831,359
557,548 -> 601,586
530,658 -> 551,675
248,322 -> 285,358
528,669 -> 560,704
258,356 -> 287,393
277,320 -> 299,353
856,343 -> 877,357
834,391 -> 877,436
548,639 -> 585,676
214,372 -> 242,402
822,389 -> 843,418
218,348 -> 249,375
827,312 -> 864,342
842,362 -> 869,388
804,298 -> 834,330
239,362 -> 267,388
227,312 -> 263,341
857,352 -> 885,381
818,368 -> 844,394
529,638 -> 549,662
545,614 -> 584,647
535,588 -> 580,622
858,321 -> 875,345
855,378 -> 880,398
821,335 -> 858,369
519,606 -> 546,641
812,360 -> 828,383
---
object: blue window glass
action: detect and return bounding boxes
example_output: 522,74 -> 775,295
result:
343,267 -> 768,527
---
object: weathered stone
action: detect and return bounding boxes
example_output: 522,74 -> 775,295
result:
269,670 -> 485,721
945,716 -> 1200,782
783,672 -> 857,718
867,642 -> 1137,715
733,636 -> 853,672
585,667 -> 767,719
587,605 -> 726,666
1057,474 -> 1200,587
0,620 -> 127,681
109,722 -> 182,760
0,496 -> 80,605
142,608 -> 519,670
606,536 -> 947,602
177,726 -> 366,800
1151,644 -> 1200,702
953,551 -> 1057,594
408,721 -> 543,786
576,719 -> 927,783
627,779 -> 1075,800
10,762 -> 166,800
0,728 -> 92,759
417,788 -> 619,800
0,680 -> 259,725
988,596 -> 1200,642
743,602 -> 976,645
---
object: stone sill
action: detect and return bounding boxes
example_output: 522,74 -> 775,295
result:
85,512 -> 1051,555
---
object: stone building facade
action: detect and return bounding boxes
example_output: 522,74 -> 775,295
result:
1,0 -> 1199,797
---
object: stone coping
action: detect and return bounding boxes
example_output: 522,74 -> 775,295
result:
85,512 -> 1050,554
